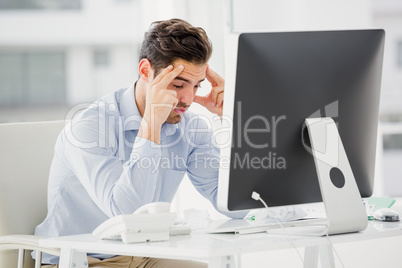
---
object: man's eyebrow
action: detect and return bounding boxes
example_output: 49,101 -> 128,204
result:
174,76 -> 205,84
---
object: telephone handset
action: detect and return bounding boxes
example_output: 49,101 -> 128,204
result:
92,202 -> 176,243
133,202 -> 170,214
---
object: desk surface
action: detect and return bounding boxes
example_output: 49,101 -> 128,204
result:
40,220 -> 402,262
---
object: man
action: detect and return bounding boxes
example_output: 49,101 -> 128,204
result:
35,18 -> 245,267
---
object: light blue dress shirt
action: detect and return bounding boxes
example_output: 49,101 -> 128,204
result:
34,85 -> 245,264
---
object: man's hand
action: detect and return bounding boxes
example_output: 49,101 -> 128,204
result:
138,65 -> 184,144
193,67 -> 225,117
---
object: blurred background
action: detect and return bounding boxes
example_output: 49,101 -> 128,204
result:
0,0 -> 401,204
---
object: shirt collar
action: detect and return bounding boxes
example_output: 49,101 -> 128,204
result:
120,84 -> 142,131
119,84 -> 179,137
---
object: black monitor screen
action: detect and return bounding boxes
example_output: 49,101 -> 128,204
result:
221,30 -> 385,211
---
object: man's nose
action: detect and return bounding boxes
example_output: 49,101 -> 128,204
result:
179,87 -> 194,104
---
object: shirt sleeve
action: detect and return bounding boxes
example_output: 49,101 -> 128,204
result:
62,118 -> 166,217
185,118 -> 248,219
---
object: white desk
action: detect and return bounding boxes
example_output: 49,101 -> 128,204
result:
40,220 -> 402,268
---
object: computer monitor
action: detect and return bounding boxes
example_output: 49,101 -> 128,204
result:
218,29 -> 385,233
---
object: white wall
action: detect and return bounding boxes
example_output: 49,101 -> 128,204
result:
67,45 -> 136,104
230,0 -> 371,32
371,3 -> 402,115
0,0 -> 139,46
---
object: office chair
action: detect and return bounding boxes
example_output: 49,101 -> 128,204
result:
0,121 -> 66,268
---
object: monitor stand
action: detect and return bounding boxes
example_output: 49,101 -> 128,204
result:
304,117 -> 368,235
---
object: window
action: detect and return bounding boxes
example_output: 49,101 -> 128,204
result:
383,133 -> 402,197
398,41 -> 402,68
0,51 -> 66,105
0,0 -> 81,10
93,49 -> 110,68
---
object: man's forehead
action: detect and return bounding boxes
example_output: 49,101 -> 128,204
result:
172,60 -> 207,83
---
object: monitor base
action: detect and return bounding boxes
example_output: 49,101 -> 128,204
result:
304,117 -> 368,235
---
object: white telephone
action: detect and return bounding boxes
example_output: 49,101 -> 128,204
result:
92,202 -> 176,243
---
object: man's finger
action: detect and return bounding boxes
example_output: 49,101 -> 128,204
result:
211,85 -> 224,104
152,65 -> 174,85
216,91 -> 224,107
165,89 -> 178,98
193,95 -> 206,107
206,67 -> 224,87
158,65 -> 184,88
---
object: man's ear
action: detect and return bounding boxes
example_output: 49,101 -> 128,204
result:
138,59 -> 153,82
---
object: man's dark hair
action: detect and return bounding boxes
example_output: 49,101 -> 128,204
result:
139,18 -> 213,75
